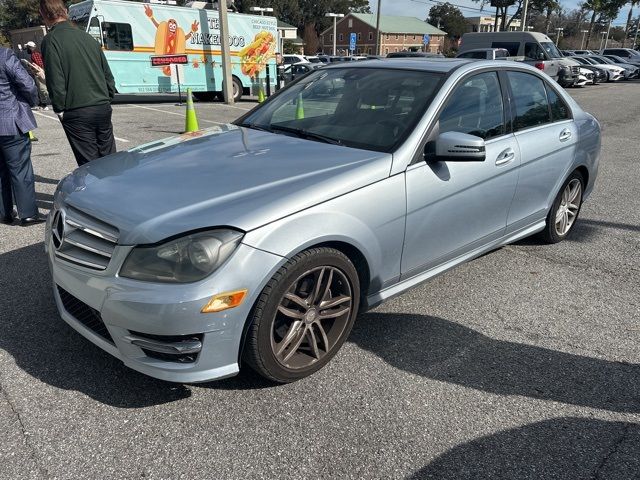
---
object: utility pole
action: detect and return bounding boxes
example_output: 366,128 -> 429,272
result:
218,0 -> 233,104
521,0 -> 529,31
325,13 -> 344,56
604,18 -> 612,49
555,27 -> 563,46
375,0 -> 382,55
580,29 -> 588,49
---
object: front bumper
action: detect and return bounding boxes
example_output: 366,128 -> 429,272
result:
46,213 -> 283,383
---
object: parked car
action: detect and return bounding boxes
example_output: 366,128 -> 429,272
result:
316,55 -> 331,63
602,54 -> 640,75
456,48 -> 510,59
585,55 -> 637,79
459,31 -> 579,84
601,48 -> 640,61
304,56 -> 323,64
386,51 -> 445,58
572,50 -> 597,55
572,56 -> 624,81
46,59 -> 600,384
283,54 -> 309,65
282,62 -> 321,84
571,63 -> 606,84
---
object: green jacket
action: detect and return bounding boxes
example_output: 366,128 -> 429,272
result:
41,21 -> 115,113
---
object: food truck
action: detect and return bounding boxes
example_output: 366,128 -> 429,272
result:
68,0 -> 278,100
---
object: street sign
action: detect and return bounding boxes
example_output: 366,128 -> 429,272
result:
349,32 -> 357,52
422,34 -> 430,45
150,54 -> 189,67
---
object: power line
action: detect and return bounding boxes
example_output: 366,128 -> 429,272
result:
409,0 -> 519,15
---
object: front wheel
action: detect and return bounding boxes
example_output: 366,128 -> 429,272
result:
540,171 -> 584,244
243,247 -> 360,383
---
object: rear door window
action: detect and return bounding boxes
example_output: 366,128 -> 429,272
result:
545,85 -> 571,122
506,71 -> 551,131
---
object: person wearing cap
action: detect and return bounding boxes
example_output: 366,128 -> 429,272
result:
25,41 -> 44,69
24,41 -> 49,110
0,46 -> 43,226
40,0 -> 116,166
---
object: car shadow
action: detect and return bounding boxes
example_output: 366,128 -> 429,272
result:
409,417 -> 640,479
0,243 -> 191,408
349,312 -> 639,413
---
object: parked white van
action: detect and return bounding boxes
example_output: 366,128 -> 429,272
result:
459,31 -> 579,86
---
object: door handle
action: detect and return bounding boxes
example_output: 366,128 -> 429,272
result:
559,129 -> 572,142
495,148 -> 515,166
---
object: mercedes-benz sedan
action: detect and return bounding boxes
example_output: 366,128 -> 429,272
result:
46,59 -> 600,383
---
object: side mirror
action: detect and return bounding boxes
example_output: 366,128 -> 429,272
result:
429,131 -> 486,162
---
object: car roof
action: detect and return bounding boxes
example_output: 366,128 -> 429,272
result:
321,57 -> 473,73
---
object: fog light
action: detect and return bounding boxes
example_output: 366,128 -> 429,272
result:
201,289 -> 248,313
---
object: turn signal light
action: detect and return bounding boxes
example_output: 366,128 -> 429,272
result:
201,289 -> 248,313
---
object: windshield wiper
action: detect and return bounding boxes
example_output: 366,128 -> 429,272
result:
236,122 -> 272,133
269,125 -> 343,146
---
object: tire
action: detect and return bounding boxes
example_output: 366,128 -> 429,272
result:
243,247 -> 360,383
540,170 -> 584,244
216,76 -> 243,102
192,92 -> 216,102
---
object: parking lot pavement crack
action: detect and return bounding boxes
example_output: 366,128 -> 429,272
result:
503,245 -> 624,279
590,423 -> 631,480
0,377 -> 51,479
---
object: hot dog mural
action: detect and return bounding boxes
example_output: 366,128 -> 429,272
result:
68,0 -> 279,99
144,4 -> 199,75
239,31 -> 276,79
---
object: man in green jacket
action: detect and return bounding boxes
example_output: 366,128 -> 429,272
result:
40,0 -> 116,166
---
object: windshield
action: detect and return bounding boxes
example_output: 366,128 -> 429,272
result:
540,42 -> 562,59
237,67 -> 443,153
592,56 -> 614,64
71,14 -> 90,31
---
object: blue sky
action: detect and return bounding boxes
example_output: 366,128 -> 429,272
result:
370,0 -> 636,28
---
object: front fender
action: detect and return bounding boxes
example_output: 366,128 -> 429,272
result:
242,175 -> 407,295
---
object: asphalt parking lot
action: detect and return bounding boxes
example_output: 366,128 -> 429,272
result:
1,83 -> 639,479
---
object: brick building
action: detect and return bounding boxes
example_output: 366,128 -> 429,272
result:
319,13 -> 447,56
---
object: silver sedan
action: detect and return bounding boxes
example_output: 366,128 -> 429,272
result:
46,59 -> 600,383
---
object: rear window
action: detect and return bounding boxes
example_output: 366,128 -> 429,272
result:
507,71 -> 550,131
491,42 -> 519,56
459,51 -> 487,59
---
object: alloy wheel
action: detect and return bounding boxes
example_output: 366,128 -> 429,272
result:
555,178 -> 582,236
270,266 -> 353,370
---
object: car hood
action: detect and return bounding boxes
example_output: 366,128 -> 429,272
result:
57,125 -> 392,245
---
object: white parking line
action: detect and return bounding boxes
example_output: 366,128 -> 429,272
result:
32,110 -> 129,142
128,104 -> 225,124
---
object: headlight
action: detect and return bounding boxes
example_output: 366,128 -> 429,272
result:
120,229 -> 243,283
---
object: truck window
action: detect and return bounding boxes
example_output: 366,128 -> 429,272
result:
491,42 -> 519,56
103,22 -> 134,51
459,51 -> 487,59
524,42 -> 545,60
88,17 -> 102,44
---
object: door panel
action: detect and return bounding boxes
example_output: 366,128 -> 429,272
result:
402,136 -> 521,278
507,121 -> 577,231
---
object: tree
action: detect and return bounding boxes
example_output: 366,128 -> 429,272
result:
623,0 -> 639,47
427,3 -> 466,38
238,0 -> 370,53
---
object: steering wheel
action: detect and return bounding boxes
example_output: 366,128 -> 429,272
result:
375,118 -> 405,137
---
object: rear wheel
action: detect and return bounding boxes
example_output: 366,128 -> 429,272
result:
540,171 -> 584,243
243,247 -> 360,383
216,76 -> 243,102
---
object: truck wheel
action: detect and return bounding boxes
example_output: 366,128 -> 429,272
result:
216,77 -> 243,102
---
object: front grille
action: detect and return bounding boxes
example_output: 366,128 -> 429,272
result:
570,65 -> 580,75
57,285 -> 114,344
52,206 -> 119,271
130,331 -> 204,363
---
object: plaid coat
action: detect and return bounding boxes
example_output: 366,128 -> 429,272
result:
0,47 -> 38,135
